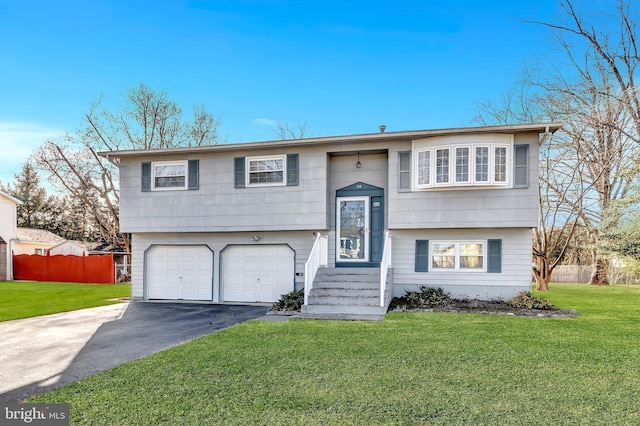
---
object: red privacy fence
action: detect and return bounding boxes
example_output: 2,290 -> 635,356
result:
13,252 -> 115,284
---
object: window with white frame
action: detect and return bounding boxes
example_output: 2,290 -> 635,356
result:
417,150 -> 431,185
431,241 -> 485,271
415,143 -> 510,189
435,148 -> 450,184
152,161 -> 187,190
455,146 -> 470,183
247,155 -> 286,185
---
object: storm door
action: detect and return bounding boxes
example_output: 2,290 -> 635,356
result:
336,196 -> 369,263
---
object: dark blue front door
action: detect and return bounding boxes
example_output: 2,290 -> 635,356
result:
336,182 -> 384,266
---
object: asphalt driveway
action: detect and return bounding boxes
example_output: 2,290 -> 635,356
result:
0,302 -> 269,403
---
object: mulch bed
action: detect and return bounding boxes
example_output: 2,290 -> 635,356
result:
390,299 -> 579,318
268,300 -> 578,318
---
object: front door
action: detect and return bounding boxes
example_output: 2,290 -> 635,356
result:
337,196 -> 369,263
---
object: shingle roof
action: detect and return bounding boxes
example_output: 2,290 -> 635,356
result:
16,228 -> 65,245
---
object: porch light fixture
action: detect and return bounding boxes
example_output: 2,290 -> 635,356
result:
356,153 -> 361,168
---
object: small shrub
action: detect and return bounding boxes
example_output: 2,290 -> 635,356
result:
509,291 -> 554,310
272,289 -> 304,311
389,286 -> 451,310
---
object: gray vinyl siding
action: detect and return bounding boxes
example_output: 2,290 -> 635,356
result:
120,132 -> 541,233
390,228 -> 532,300
119,148 -> 329,233
387,133 -> 540,229
130,231 -> 316,301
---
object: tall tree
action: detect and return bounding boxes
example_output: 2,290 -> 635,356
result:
34,84 -> 221,251
0,162 -> 56,229
475,0 -> 640,288
529,0 -> 640,143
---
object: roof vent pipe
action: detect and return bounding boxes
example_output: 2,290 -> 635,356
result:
379,124 -> 386,133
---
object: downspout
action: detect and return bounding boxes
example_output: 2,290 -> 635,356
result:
8,238 -> 19,281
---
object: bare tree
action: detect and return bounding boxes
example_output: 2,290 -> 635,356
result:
34,84 -> 221,251
475,0 -> 640,288
269,120 -> 308,140
530,0 -> 640,285
532,132 -> 591,291
528,0 -> 640,143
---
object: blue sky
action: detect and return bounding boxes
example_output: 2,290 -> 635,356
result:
0,0 -> 567,185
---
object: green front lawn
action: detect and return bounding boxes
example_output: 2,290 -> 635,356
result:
32,284 -> 640,425
0,282 -> 131,322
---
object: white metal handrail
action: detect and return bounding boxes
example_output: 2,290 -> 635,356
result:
304,233 -> 328,305
379,231 -> 392,307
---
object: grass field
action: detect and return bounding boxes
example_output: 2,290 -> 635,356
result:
0,282 -> 131,322
30,284 -> 640,425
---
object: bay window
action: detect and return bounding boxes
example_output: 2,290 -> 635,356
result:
414,143 -> 511,189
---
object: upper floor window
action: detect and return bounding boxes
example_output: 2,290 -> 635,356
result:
414,143 -> 510,189
153,161 -> 187,190
247,155 -> 286,186
141,160 -> 199,192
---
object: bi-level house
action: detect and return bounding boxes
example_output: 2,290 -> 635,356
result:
102,123 -> 561,319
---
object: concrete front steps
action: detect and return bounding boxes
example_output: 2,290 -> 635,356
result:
298,267 -> 392,321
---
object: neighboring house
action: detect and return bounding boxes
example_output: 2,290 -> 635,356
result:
13,228 -> 66,255
50,240 -> 131,281
0,191 -> 22,280
102,123 -> 561,318
50,240 -> 107,256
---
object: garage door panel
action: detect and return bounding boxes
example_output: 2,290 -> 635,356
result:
147,245 -> 213,301
222,245 -> 294,303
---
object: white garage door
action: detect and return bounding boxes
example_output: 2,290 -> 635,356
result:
147,245 -> 213,301
222,245 -> 294,303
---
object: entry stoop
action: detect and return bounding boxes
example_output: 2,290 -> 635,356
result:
299,267 -> 392,321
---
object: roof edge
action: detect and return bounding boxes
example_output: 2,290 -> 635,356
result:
99,122 -> 563,158
0,190 -> 23,205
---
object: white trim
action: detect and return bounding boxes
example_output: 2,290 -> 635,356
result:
151,160 -> 188,191
245,154 -> 287,187
430,240 -> 486,272
413,143 -> 512,190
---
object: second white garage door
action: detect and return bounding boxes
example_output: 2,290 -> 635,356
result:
147,245 -> 213,301
222,245 -> 294,303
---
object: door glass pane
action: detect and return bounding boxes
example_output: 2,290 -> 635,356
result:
339,200 -> 366,260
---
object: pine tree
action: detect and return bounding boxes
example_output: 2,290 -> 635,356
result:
1,162 -> 54,229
